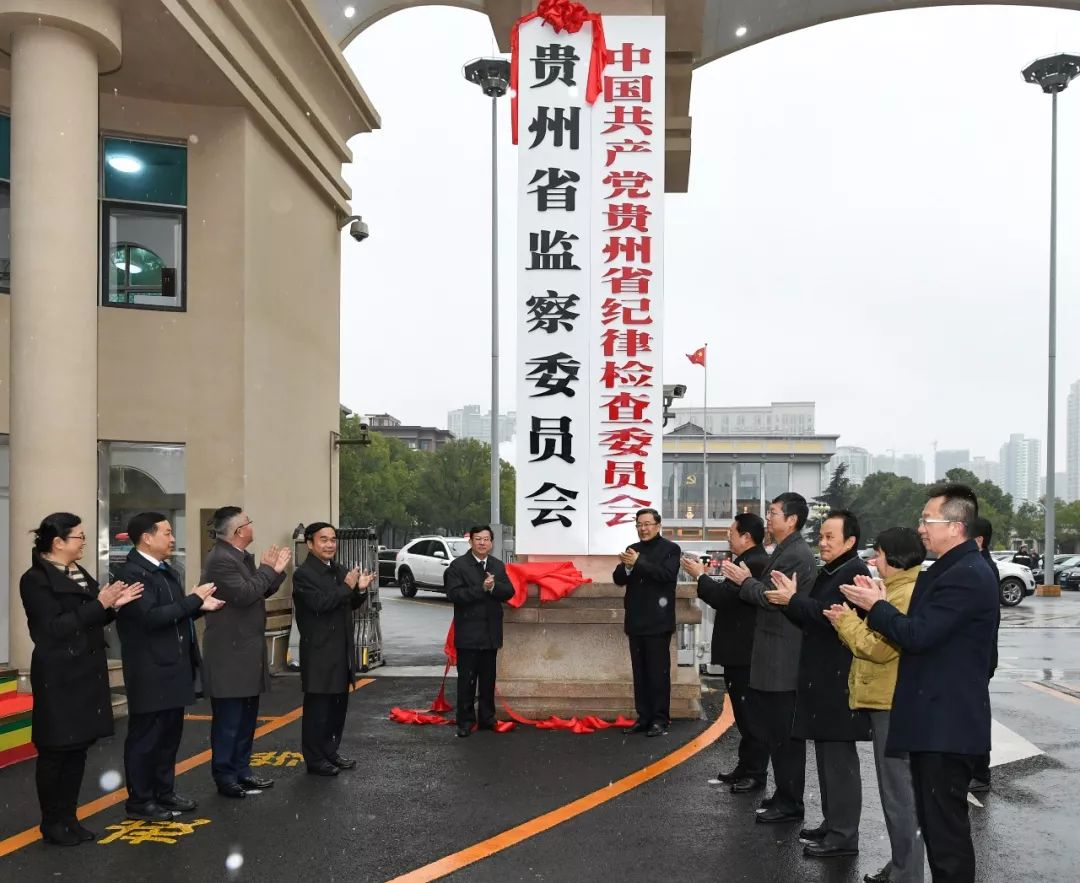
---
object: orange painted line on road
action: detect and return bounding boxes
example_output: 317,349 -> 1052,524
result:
183,714 -> 277,722
386,695 -> 735,883
0,678 -> 374,858
1022,680 -> 1080,706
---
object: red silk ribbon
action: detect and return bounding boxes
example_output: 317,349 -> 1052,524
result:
388,561 -> 635,733
510,0 -> 608,144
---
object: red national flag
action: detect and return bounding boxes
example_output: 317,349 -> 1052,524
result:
686,346 -> 706,367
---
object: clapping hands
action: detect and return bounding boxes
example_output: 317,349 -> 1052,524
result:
99,580 -> 144,610
193,582 -> 225,612
763,571 -> 797,606
839,574 -> 887,611
260,545 -> 292,574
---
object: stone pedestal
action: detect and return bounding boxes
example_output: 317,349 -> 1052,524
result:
497,577 -> 702,720
1035,585 -> 1061,597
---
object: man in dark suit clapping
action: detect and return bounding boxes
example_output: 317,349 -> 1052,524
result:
843,484 -> 998,882
444,525 -> 514,738
292,522 -> 374,776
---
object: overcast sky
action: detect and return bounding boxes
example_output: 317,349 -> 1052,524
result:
339,4 -> 1080,470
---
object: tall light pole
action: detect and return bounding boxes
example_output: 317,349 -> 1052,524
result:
464,58 -> 511,554
1022,53 -> 1080,584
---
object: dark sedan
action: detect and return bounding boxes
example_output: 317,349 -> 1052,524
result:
378,548 -> 399,587
1033,554 -> 1080,585
1060,568 -> 1080,591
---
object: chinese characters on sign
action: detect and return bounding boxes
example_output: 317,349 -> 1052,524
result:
250,750 -> 304,768
98,818 -> 211,846
517,16 -> 665,554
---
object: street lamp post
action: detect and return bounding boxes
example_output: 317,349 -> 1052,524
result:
1022,53 -> 1080,585
464,58 -> 511,555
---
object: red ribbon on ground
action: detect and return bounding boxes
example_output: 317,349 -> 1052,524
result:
388,561 -> 634,733
510,0 -> 608,144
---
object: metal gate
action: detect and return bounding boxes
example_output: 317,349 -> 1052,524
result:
336,527 -> 384,672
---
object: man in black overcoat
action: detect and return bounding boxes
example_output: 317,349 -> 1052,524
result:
444,525 -> 514,738
613,508 -> 681,738
292,522 -> 374,775
844,484 -> 998,883
682,513 -> 770,792
767,510 -> 871,859
116,512 -> 223,821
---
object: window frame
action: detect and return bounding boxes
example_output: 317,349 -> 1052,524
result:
0,180 -> 9,295
100,199 -> 187,312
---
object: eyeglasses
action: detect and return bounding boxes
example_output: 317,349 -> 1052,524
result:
65,533 -> 87,542
635,521 -> 658,528
917,517 -> 956,526
235,520 -> 253,533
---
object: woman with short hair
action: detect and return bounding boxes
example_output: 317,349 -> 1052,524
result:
19,512 -> 142,846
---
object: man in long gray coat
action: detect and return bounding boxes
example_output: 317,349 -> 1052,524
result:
200,506 -> 290,798
721,492 -> 816,824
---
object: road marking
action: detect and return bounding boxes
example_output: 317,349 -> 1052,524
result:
183,714 -> 277,722
987,718 -> 1042,767
0,678 -> 374,858
1023,680 -> 1080,706
386,696 -> 735,883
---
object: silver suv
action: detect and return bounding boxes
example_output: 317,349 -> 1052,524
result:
395,536 -> 471,597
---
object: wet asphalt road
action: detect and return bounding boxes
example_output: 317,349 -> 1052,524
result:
0,591 -> 1078,881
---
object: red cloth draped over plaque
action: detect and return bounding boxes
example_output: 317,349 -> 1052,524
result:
388,562 -> 638,732
510,0 -> 608,144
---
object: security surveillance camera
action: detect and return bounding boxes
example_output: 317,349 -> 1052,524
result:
663,384 -> 687,400
463,58 -> 511,97
346,215 -> 369,242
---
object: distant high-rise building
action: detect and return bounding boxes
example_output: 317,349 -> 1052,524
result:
968,456 -> 1002,489
667,401 -> 816,436
1000,434 -> 1042,505
935,449 -> 970,480
1068,380 -> 1080,503
447,405 -> 516,444
870,452 -> 925,483
829,446 -> 872,485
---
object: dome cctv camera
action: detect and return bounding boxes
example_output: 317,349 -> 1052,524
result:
349,216 -> 369,242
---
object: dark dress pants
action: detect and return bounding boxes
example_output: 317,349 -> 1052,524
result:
35,740 -> 92,826
124,708 -> 184,804
628,632 -> 672,727
970,753 -> 990,784
456,647 -> 498,729
748,688 -> 805,813
814,740 -> 862,849
302,692 -> 349,766
910,752 -> 977,883
722,665 -> 769,782
210,696 -> 260,785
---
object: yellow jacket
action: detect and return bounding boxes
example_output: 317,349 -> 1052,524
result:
834,566 -> 920,711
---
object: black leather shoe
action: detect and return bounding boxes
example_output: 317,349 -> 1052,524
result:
756,794 -> 776,812
330,754 -> 357,770
124,801 -> 175,822
799,824 -> 827,842
863,866 -> 891,883
456,727 -> 471,738
157,793 -> 197,812
68,820 -> 96,842
307,763 -> 339,777
803,842 -> 858,859
238,775 -> 273,790
622,720 -> 649,735
645,722 -> 668,737
712,768 -> 742,784
968,778 -> 991,793
755,807 -> 805,824
216,783 -> 247,799
730,777 -> 765,794
39,823 -> 80,847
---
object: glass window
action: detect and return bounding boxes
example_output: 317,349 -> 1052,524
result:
708,462 -> 734,520
662,461 -> 675,519
736,462 -> 761,515
763,463 -> 791,504
102,138 -> 186,206
0,183 -> 9,293
102,204 -> 185,309
0,114 -> 9,181
677,461 -> 703,520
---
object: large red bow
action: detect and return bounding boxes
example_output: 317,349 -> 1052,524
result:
510,1 -> 608,144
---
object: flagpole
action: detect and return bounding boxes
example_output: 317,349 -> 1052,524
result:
702,344 -> 708,543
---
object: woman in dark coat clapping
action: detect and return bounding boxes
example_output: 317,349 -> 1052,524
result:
19,513 -> 142,846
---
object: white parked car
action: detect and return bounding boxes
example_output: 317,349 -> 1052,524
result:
924,554 -> 1035,607
394,536 -> 471,597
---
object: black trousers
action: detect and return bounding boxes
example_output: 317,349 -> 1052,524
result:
910,751 -> 977,883
210,696 -> 260,785
971,753 -> 990,784
302,692 -> 349,766
124,708 -> 184,804
814,740 -> 862,849
456,647 -> 498,729
35,740 -> 92,826
722,665 -> 769,781
628,632 -> 672,727
748,688 -> 805,814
